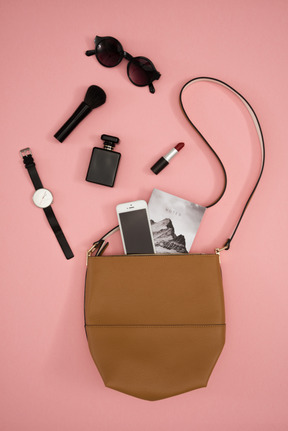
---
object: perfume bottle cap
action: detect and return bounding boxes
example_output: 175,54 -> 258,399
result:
101,134 -> 120,150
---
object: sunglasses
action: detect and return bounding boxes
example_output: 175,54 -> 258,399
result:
85,36 -> 161,94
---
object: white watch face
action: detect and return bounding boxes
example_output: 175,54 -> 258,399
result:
32,188 -> 53,208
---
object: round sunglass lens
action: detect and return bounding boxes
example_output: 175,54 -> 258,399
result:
127,57 -> 154,86
96,38 -> 123,67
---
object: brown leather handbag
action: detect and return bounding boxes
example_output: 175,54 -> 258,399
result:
84,78 -> 265,401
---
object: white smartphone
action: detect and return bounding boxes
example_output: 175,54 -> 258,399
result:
116,200 -> 155,255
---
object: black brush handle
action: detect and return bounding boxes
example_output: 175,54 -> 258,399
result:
54,102 -> 92,142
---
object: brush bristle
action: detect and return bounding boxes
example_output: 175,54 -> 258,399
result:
84,85 -> 106,109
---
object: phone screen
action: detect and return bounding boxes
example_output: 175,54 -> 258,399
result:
118,209 -> 155,254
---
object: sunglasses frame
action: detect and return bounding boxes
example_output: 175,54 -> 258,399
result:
86,36 -> 161,94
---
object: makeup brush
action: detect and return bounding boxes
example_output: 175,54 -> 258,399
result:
54,85 -> 106,142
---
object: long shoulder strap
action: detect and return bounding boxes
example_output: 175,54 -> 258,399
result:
180,77 -> 265,251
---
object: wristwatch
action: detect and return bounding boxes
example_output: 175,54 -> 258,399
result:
20,148 -> 74,260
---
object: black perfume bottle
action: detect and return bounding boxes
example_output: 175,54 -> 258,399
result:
86,134 -> 121,187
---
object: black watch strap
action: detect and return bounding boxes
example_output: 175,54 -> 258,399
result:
20,148 -> 74,260
43,206 -> 74,259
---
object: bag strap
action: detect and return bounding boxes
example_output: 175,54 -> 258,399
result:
87,77 -> 265,258
180,77 -> 265,251
87,225 -> 120,261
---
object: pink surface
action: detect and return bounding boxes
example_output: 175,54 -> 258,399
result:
1,0 -> 288,429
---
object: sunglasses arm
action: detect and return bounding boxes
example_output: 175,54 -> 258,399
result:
85,50 -> 96,56
148,83 -> 156,94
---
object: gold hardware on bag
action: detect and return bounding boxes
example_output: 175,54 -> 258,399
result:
215,245 -> 228,254
86,240 -> 111,265
215,244 -> 230,262
86,241 -> 102,265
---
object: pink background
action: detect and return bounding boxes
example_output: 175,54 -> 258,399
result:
1,0 -> 288,429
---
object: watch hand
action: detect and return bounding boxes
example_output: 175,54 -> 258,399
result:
41,191 -> 47,201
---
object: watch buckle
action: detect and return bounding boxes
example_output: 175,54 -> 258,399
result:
20,148 -> 32,158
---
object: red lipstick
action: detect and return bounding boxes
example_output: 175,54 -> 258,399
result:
151,142 -> 185,174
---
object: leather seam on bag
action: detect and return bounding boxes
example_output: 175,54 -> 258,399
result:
85,324 -> 225,328
90,254 -> 215,259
